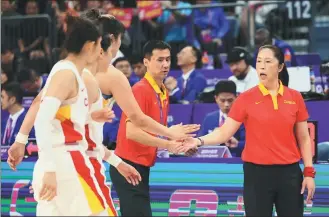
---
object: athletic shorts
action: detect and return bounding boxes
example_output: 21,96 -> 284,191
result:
87,150 -> 118,216
32,145 -> 107,216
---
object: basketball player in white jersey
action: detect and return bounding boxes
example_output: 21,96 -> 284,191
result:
30,16 -> 109,216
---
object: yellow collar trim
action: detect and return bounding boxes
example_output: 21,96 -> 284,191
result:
258,80 -> 284,96
144,72 -> 167,102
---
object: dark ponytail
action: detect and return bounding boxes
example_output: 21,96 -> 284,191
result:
63,14 -> 101,54
279,64 -> 289,86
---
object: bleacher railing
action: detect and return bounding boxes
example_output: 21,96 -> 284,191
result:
1,1 -> 327,60
1,15 -> 52,54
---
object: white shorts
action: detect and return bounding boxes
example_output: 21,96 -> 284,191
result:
32,146 -> 107,216
87,151 -> 118,216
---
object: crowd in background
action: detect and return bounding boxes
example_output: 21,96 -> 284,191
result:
1,0 -> 329,159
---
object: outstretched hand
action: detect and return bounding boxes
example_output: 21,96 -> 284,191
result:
168,123 -> 200,140
166,140 -> 186,155
181,137 -> 199,153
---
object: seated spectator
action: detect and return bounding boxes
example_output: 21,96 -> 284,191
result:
16,68 -> 47,94
1,0 -> 21,54
226,47 -> 259,94
1,0 -> 20,17
1,63 -> 15,86
254,28 -> 297,67
1,48 -> 15,65
1,47 -> 26,75
194,0 -> 230,54
165,45 -> 206,103
130,54 -> 146,81
198,80 -> 245,157
1,82 -> 35,146
18,0 -> 51,64
112,57 -> 138,86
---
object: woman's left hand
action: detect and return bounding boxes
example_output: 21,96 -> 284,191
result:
301,177 -> 315,202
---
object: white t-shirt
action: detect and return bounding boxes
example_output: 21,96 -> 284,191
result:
228,66 -> 259,93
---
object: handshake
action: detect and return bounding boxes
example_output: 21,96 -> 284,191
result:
91,108 -> 204,156
164,123 -> 202,156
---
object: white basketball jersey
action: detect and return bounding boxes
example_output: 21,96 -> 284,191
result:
35,60 -> 89,150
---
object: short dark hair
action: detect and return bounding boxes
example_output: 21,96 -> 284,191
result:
112,57 -> 130,67
214,80 -> 237,96
190,46 -> 202,69
258,45 -> 289,86
16,68 -> 39,83
64,14 -> 101,54
255,28 -> 272,47
81,9 -> 125,40
2,82 -> 24,104
143,40 -> 171,59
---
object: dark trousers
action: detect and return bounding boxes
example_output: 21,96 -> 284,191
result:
243,162 -> 304,216
110,159 -> 152,216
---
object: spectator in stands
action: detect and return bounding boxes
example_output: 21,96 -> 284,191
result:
130,54 -> 147,81
193,0 -> 229,53
198,80 -> 245,157
1,82 -> 35,146
16,68 -> 47,94
1,46 -> 25,75
2,1 -> 21,54
18,0 -> 51,65
254,28 -> 297,67
165,45 -> 206,103
157,1 -> 193,68
235,1 -> 278,46
113,57 -> 138,86
1,0 -> 19,16
1,48 -> 15,65
1,63 -> 15,86
227,47 -> 259,94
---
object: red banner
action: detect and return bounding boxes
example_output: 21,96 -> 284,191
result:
137,1 -> 163,21
108,8 -> 134,28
